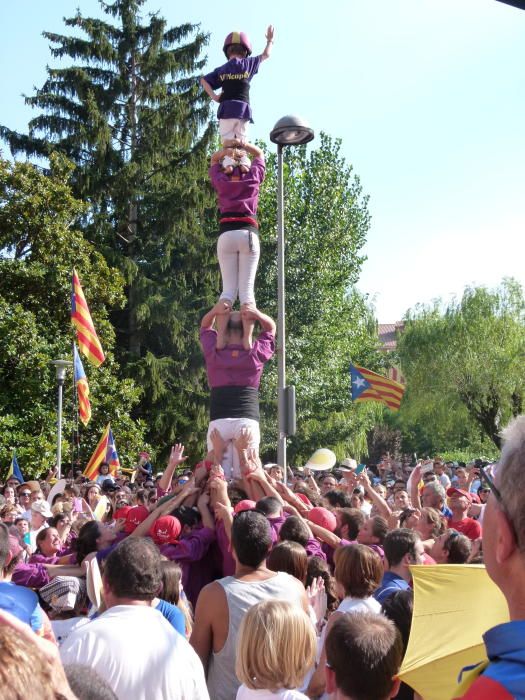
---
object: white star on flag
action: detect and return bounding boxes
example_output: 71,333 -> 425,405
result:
353,376 -> 366,388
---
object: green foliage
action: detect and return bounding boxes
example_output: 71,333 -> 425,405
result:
256,135 -> 382,463
0,156 -> 146,476
395,279 -> 525,451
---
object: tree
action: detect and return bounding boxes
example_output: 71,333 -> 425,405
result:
0,155 -> 146,476
396,279 -> 525,451
1,0 -> 218,459
256,134 -> 383,463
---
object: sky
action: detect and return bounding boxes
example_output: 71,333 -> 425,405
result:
1,0 -> 524,321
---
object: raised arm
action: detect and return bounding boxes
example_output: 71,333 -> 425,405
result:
201,300 -> 231,330
158,443 -> 188,494
241,305 -> 276,334
260,25 -> 275,61
358,472 -> 392,519
409,464 -> 423,510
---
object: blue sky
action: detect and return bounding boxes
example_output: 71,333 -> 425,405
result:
1,0 -> 524,321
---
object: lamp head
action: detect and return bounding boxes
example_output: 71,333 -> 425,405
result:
270,115 -> 314,146
51,359 -> 72,383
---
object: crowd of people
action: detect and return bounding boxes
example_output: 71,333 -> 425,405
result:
1,419 -> 525,699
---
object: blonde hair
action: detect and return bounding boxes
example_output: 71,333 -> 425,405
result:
236,600 -> 316,692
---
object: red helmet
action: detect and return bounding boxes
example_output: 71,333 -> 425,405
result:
223,31 -> 252,58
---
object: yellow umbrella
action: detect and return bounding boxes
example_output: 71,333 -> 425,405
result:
398,564 -> 509,700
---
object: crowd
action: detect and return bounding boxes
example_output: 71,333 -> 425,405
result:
1,418 -> 525,699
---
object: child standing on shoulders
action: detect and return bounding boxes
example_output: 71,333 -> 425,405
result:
235,599 -> 316,699
201,26 -> 274,171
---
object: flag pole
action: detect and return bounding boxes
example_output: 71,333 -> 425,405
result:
51,359 -> 72,480
72,342 -> 80,472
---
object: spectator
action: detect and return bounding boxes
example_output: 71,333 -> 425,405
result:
430,529 -> 471,564
446,487 -> 482,541
324,612 -> 403,700
60,537 -> 208,700
382,590 -> 416,700
375,529 -> 424,604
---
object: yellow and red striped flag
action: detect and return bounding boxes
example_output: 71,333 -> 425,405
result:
73,344 -> 91,425
83,424 -> 110,480
71,269 -> 105,367
350,363 -> 405,411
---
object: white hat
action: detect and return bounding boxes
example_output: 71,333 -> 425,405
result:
340,457 -> 357,472
304,448 -> 337,472
263,463 -> 280,471
31,501 -> 53,518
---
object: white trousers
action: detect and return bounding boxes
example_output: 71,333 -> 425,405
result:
219,118 -> 249,142
217,228 -> 260,305
207,418 -> 260,480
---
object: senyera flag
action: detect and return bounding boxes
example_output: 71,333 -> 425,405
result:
73,344 -> 91,426
350,363 -> 405,411
71,269 -> 105,367
83,423 -> 121,480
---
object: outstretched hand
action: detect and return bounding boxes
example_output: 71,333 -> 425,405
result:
266,25 -> 275,42
168,443 -> 188,468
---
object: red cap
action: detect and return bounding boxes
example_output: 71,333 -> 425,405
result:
150,515 -> 182,545
114,506 -> 132,521
124,505 -> 150,533
295,493 -> 312,507
307,507 -> 337,532
233,499 -> 256,514
446,487 -> 472,503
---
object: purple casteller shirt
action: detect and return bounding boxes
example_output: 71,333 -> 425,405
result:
209,157 -> 265,217
203,56 -> 262,121
200,328 -> 275,389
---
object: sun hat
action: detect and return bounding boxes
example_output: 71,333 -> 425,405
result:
304,448 -> 337,472
31,501 -> 53,518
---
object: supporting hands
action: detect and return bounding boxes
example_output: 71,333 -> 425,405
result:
168,443 -> 188,469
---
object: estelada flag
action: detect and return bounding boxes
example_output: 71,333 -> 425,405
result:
106,428 -> 121,476
73,344 -> 91,426
83,424 -> 110,480
71,269 -> 105,367
350,363 -> 405,411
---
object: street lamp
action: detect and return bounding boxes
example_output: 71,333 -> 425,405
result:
51,359 -> 72,479
269,115 -> 315,471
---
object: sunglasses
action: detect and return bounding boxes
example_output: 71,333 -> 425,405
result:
19,492 -> 31,497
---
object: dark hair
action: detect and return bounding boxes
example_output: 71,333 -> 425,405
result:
444,529 -> 471,564
35,527 -> 52,553
227,485 -> 249,508
231,510 -> 272,567
370,516 -> 389,544
383,528 -> 421,567
399,507 -> 417,528
64,664 -> 118,700
267,541 -> 307,584
50,513 -> 70,528
74,520 -> 103,564
325,612 -> 403,700
51,492 -> 65,506
160,560 -> 183,605
337,508 -> 366,541
0,523 -> 10,570
306,556 -> 338,614
278,516 -> 310,547
172,506 -> 201,529
226,43 -> 248,59
104,537 -> 162,601
324,490 -> 353,508
334,544 -> 383,598
255,496 -> 282,518
64,484 -> 80,497
293,485 -> 322,507
381,589 -> 414,652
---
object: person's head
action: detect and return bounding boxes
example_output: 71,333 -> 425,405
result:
477,484 -> 490,504
381,589 -> 414,653
455,467 -> 468,488
278,515 -> 310,548
160,560 -> 183,605
430,529 -> 471,564
2,485 -> 16,503
231,510 -> 272,568
335,507 -> 366,541
268,465 -> 283,481
236,600 -> 316,693
225,310 -> 243,343
99,462 -> 110,476
394,490 -> 410,510
267,541 -> 307,584
1,504 -> 20,524
49,512 -> 72,533
421,481 -> 446,510
446,487 -> 471,518
0,523 -> 11,572
334,544 -> 383,599
374,483 -> 387,499
433,459 -> 445,475
14,517 -> 29,537
321,474 -> 338,495
415,507 -> 445,540
398,507 -> 419,530
64,664 -> 118,700
383,529 -> 424,577
35,527 -> 61,557
324,490 -> 353,509
255,496 -> 283,519
103,537 -> 162,605
75,520 -> 116,564
17,485 -> 32,508
30,490 -> 44,505
350,490 -> 365,510
30,500 -> 52,528
85,483 -> 101,504
324,612 -> 403,700
357,516 -> 388,546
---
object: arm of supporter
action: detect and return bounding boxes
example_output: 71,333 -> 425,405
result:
214,502 -> 234,544
358,472 -> 392,518
246,468 -> 285,505
243,142 -> 264,160
410,464 -> 423,510
197,492 -> 215,531
308,521 -> 341,549
210,147 -> 231,166
201,300 -> 231,331
158,443 -> 188,494
274,479 -> 312,515
190,581 -> 223,673
252,307 -> 276,335
304,468 -> 321,495
12,562 -> 50,588
305,536 -> 327,561
260,25 -> 275,61
131,483 -> 200,538
44,564 -> 84,579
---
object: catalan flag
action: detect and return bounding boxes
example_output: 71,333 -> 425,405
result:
106,428 -> 120,476
350,363 -> 405,411
6,451 -> 24,483
83,424 -> 110,480
73,344 -> 91,425
71,269 -> 105,367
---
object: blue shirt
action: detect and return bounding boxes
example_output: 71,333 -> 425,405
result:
0,581 -> 42,633
155,598 -> 185,636
374,571 -> 410,604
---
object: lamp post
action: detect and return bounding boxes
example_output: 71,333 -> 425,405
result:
51,359 -> 73,479
269,115 -> 315,471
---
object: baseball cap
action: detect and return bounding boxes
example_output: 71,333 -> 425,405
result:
446,487 -> 472,503
307,507 -> 337,532
101,479 -> 119,493
31,501 -> 53,518
114,506 -> 132,521
124,505 -> 150,533
149,515 -> 181,545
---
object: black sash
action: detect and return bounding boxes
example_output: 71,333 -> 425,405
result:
210,386 -> 259,421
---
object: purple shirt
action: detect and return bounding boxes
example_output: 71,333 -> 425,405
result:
209,157 -> 265,216
200,328 -> 275,389
12,562 -> 50,589
203,56 -> 262,121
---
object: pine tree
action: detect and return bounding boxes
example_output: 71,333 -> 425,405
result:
1,0 -> 220,459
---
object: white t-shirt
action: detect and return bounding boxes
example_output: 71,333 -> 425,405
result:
60,604 -> 209,700
237,687 -> 308,699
